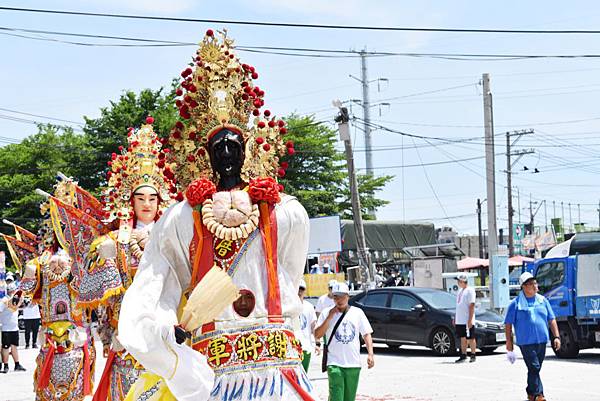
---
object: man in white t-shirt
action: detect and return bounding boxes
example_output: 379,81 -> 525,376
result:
316,280 -> 337,318
297,279 -> 318,372
454,273 -> 477,363
22,299 -> 41,349
0,283 -> 26,373
315,282 -> 374,401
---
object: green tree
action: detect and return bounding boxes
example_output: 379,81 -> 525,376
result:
82,85 -> 178,190
280,114 -> 392,219
0,124 -> 90,231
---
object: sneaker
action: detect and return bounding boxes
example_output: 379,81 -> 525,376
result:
534,395 -> 546,401
14,364 -> 26,372
1,365 -> 8,374
469,354 -> 476,363
25,344 -> 29,349
32,344 -> 38,349
455,355 -> 467,363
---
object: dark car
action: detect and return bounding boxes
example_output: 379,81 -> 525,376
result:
349,287 -> 506,356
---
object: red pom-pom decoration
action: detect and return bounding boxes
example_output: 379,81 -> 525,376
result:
286,140 -> 294,148
262,143 -> 271,151
280,127 -> 287,135
252,110 -> 260,116
268,120 -> 276,128
257,121 -> 266,129
248,177 -> 280,204
256,137 -> 265,144
206,29 -> 214,37
175,192 -> 184,202
280,161 -> 289,169
264,110 -> 271,117
146,116 -> 154,124
252,72 -> 259,79
287,147 -> 295,156
186,178 -> 216,207
277,168 -> 286,177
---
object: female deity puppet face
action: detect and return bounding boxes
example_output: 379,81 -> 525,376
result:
132,185 -> 159,226
208,128 -> 245,190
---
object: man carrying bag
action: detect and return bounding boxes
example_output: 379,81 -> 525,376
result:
316,282 -> 374,401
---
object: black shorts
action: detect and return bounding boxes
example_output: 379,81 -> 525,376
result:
1,331 -> 19,348
455,324 -> 476,339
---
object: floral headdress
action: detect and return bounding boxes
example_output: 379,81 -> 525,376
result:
103,117 -> 177,223
169,29 -> 295,193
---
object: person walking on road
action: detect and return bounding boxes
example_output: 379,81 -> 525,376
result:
22,299 -> 41,348
505,272 -> 561,401
316,279 -> 337,318
315,282 -> 374,401
297,279 -> 319,372
454,273 -> 477,363
0,283 -> 26,373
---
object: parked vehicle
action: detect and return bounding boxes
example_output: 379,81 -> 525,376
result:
349,287 -> 506,356
531,253 -> 600,358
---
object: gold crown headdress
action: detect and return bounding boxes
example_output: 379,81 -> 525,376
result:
169,29 -> 295,188
37,177 -> 79,251
104,117 -> 177,222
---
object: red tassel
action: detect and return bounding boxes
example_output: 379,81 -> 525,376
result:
281,368 -> 315,401
38,339 -> 56,389
83,342 -> 91,395
92,349 -> 116,401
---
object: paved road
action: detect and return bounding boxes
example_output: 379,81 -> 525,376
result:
2,338 -> 600,401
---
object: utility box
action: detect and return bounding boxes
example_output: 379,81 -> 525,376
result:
404,244 -> 463,290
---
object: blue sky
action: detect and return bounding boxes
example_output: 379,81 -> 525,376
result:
2,1 -> 600,234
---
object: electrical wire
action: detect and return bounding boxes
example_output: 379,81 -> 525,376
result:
6,7 -> 600,35
410,137 -> 461,231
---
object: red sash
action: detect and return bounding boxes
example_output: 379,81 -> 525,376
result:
91,349 -> 116,401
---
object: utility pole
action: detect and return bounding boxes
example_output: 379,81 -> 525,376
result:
561,202 -> 565,234
334,102 -> 373,286
482,73 -> 498,308
477,198 -> 484,258
597,200 -> 600,229
544,201 -> 548,232
349,51 -> 388,219
569,203 -> 573,232
360,51 -> 373,178
529,195 -> 534,230
517,187 -> 521,223
505,130 -> 534,256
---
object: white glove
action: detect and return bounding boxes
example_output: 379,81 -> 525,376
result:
506,351 -> 516,364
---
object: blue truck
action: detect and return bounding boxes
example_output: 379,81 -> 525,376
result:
531,250 -> 600,358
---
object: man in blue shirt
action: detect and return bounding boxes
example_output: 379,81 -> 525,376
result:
504,272 -> 560,401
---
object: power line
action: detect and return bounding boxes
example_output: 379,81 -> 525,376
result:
7,25 -> 600,60
410,137 -> 460,231
0,107 -> 84,125
6,7 -> 600,35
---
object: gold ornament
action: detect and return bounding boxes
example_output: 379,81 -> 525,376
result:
169,30 -> 291,188
104,119 -> 176,223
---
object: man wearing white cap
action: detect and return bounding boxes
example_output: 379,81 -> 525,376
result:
316,279 -> 337,318
454,272 -> 477,363
504,272 -> 560,401
315,282 -> 374,401
297,279 -> 318,372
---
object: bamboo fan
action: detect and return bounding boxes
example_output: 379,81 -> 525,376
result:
180,265 -> 240,331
